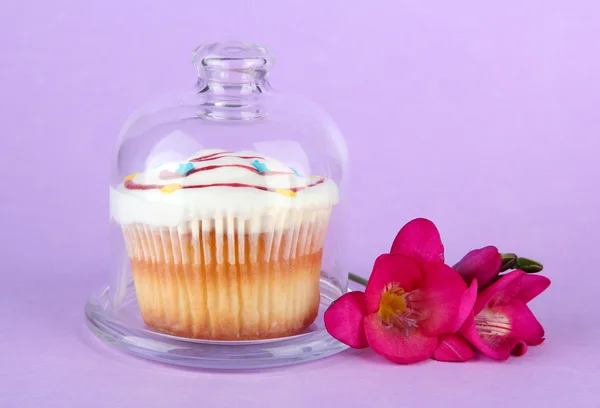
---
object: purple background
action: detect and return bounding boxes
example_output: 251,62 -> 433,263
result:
2,0 -> 599,407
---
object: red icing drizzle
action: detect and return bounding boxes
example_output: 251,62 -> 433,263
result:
160,164 -> 295,180
124,181 -> 164,190
189,151 -> 265,163
127,151 -> 323,194
187,164 -> 294,177
124,178 -> 324,193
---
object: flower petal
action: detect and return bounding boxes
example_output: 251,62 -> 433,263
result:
528,337 -> 545,346
510,339 -> 528,357
455,279 -> 478,331
460,315 -> 512,361
473,270 -> 525,315
496,300 -> 545,345
410,262 -> 468,336
324,291 -> 369,349
454,246 -> 502,289
460,293 -> 545,360
364,313 -> 438,364
516,274 -> 551,303
365,254 -> 422,314
390,218 -> 445,265
433,333 -> 475,362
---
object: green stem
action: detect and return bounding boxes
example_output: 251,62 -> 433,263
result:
348,273 -> 368,287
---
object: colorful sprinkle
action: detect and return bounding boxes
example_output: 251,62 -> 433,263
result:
275,188 -> 297,197
160,184 -> 183,193
290,167 -> 301,177
176,162 -> 195,175
252,160 -> 270,174
124,172 -> 140,181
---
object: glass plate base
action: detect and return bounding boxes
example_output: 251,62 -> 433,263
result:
85,277 -> 358,369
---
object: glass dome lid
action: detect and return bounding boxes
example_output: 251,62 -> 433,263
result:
86,41 -> 352,369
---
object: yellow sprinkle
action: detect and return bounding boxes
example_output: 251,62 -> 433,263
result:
160,184 -> 183,193
124,172 -> 140,181
276,188 -> 296,197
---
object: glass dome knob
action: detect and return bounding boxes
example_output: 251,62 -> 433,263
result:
193,41 -> 274,82
192,41 -> 273,120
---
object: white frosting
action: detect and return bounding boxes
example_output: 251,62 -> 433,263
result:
110,149 -> 338,228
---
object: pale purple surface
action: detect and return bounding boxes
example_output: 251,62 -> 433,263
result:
1,0 -> 599,407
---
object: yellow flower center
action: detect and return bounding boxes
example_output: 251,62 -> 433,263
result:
377,285 -> 420,335
474,308 -> 512,345
378,287 -> 407,324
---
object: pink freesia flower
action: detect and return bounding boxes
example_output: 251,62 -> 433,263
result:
325,218 -> 477,364
433,333 -> 476,362
459,270 -> 551,360
322,291 -> 368,349
390,218 -> 446,265
454,246 -> 502,290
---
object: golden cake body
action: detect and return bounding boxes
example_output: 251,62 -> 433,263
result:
110,149 -> 338,340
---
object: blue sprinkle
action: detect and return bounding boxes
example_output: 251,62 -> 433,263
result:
290,167 -> 301,177
252,160 -> 270,174
176,162 -> 195,175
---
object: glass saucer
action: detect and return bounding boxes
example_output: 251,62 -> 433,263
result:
85,277 -> 360,369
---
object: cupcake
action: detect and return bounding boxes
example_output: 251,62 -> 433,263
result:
110,149 -> 338,340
